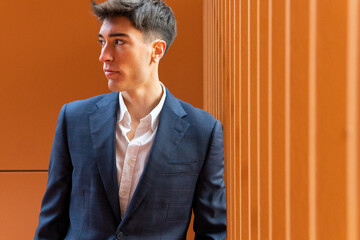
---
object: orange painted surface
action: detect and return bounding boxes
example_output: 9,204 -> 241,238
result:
0,1 -> 106,170
316,0 -> 348,239
0,0 -> 201,239
259,0 -> 270,239
290,1 -> 310,240
204,0 -> 360,239
0,0 -> 202,170
0,173 -> 48,239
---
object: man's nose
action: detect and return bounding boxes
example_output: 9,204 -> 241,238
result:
99,45 -> 113,62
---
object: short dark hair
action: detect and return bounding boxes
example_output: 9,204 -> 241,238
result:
91,0 -> 177,53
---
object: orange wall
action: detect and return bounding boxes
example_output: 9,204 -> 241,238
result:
203,0 -> 360,239
0,0 -> 202,238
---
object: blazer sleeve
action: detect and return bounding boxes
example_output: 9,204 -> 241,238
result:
192,120 -> 227,240
34,104 -> 73,240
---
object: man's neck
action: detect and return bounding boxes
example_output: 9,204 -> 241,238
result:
121,80 -> 163,122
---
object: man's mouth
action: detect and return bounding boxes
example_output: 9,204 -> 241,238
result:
104,69 -> 120,76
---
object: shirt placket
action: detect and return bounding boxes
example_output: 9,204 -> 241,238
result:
119,142 -> 140,218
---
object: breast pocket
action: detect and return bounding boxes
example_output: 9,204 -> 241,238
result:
163,162 -> 200,175
169,139 -> 206,165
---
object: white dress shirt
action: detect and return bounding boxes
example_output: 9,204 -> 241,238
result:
116,83 -> 166,218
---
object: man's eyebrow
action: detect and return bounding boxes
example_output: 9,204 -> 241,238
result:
98,33 -> 129,38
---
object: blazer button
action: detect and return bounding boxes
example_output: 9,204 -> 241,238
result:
116,232 -> 124,239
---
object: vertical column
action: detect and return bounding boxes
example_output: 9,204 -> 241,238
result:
346,0 -> 359,240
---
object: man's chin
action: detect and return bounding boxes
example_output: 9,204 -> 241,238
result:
107,80 -> 124,92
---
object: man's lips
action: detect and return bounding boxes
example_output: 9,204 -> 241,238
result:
104,69 -> 120,76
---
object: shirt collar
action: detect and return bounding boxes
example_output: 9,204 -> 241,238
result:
118,91 -> 129,125
118,82 -> 166,131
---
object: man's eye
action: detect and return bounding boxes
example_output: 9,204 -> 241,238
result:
98,39 -> 105,46
115,39 -> 125,45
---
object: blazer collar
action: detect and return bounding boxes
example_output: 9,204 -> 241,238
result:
89,92 -> 121,223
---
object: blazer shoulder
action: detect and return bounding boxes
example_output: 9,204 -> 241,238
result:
178,99 -> 219,129
64,92 -> 118,116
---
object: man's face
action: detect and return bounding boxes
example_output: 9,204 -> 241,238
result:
98,16 -> 154,92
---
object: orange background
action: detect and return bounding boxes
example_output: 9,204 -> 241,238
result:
4,0 -> 359,239
0,0 -> 201,238
203,0 -> 360,239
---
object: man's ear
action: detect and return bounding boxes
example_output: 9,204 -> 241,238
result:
151,40 -> 166,63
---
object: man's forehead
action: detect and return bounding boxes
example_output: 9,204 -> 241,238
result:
98,17 -> 140,36
100,17 -> 132,29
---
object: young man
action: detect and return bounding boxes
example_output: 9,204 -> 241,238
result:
34,0 -> 226,239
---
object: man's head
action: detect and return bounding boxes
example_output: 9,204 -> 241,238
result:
92,0 -> 177,92
92,0 -> 177,54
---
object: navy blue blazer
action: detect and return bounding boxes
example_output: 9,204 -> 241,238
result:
35,88 -> 226,240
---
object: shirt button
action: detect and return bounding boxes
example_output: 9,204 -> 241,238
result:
116,232 -> 124,239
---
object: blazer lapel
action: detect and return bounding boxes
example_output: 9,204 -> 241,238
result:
89,92 -> 121,223
121,89 -> 190,223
